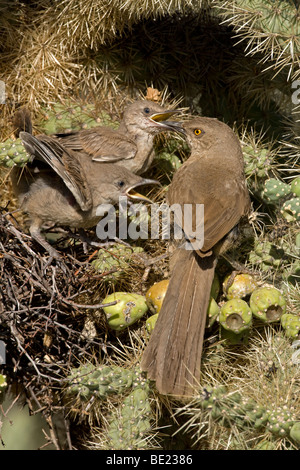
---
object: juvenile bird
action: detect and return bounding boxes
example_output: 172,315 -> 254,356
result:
54,100 -> 183,175
141,117 -> 251,396
11,131 -> 159,259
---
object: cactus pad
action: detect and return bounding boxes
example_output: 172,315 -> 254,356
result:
107,382 -> 152,450
262,178 -> 291,203
66,363 -> 135,399
291,177 -> 300,197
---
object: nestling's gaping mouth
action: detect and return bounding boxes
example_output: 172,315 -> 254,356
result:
125,178 -> 161,203
149,109 -> 185,134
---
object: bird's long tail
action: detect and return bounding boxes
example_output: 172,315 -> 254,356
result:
141,248 -> 216,396
13,107 -> 32,137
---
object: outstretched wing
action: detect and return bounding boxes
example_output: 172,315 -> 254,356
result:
20,132 -> 92,211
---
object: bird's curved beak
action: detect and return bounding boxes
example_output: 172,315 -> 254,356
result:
125,178 -> 161,203
150,109 -> 185,134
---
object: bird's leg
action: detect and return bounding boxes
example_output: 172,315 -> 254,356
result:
29,219 -> 61,259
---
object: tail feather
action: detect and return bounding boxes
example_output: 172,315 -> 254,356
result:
13,108 -> 32,137
141,249 -> 216,396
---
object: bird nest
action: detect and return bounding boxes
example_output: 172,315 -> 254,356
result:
0,202 -> 170,448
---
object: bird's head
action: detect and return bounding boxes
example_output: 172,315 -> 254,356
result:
180,117 -> 238,152
95,164 -> 160,206
122,100 -> 184,136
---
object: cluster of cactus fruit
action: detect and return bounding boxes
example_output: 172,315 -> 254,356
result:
99,271 -> 298,346
66,363 -> 152,449
197,384 -> 300,446
217,282 -> 293,344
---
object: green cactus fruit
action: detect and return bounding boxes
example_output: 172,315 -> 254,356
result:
281,313 -> 300,339
291,176 -> 300,197
39,101 -> 117,135
223,272 -> 258,300
262,178 -> 291,203
0,374 -> 7,404
102,292 -> 148,331
0,138 -> 31,167
145,313 -> 159,333
210,272 -> 220,300
206,297 -> 220,328
145,279 -> 169,314
91,244 -> 144,283
281,197 -> 300,222
290,422 -> 300,445
219,299 -> 252,333
66,363 -> 135,399
250,287 -> 286,323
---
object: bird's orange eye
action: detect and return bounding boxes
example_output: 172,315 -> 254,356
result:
194,129 -> 202,136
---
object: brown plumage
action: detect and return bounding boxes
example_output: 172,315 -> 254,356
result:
54,100 -> 183,175
11,130 -> 159,259
141,117 -> 251,396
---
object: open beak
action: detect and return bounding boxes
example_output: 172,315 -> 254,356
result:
150,109 -> 185,134
125,178 -> 161,203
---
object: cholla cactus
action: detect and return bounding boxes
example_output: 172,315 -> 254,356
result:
248,240 -> 285,272
107,381 -> 153,450
262,178 -> 291,203
66,363 -> 135,399
217,0 -> 300,81
281,197 -> 300,222
0,138 -> 31,168
39,101 -> 116,135
91,244 -> 144,284
177,383 -> 300,447
291,176 -> 300,197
